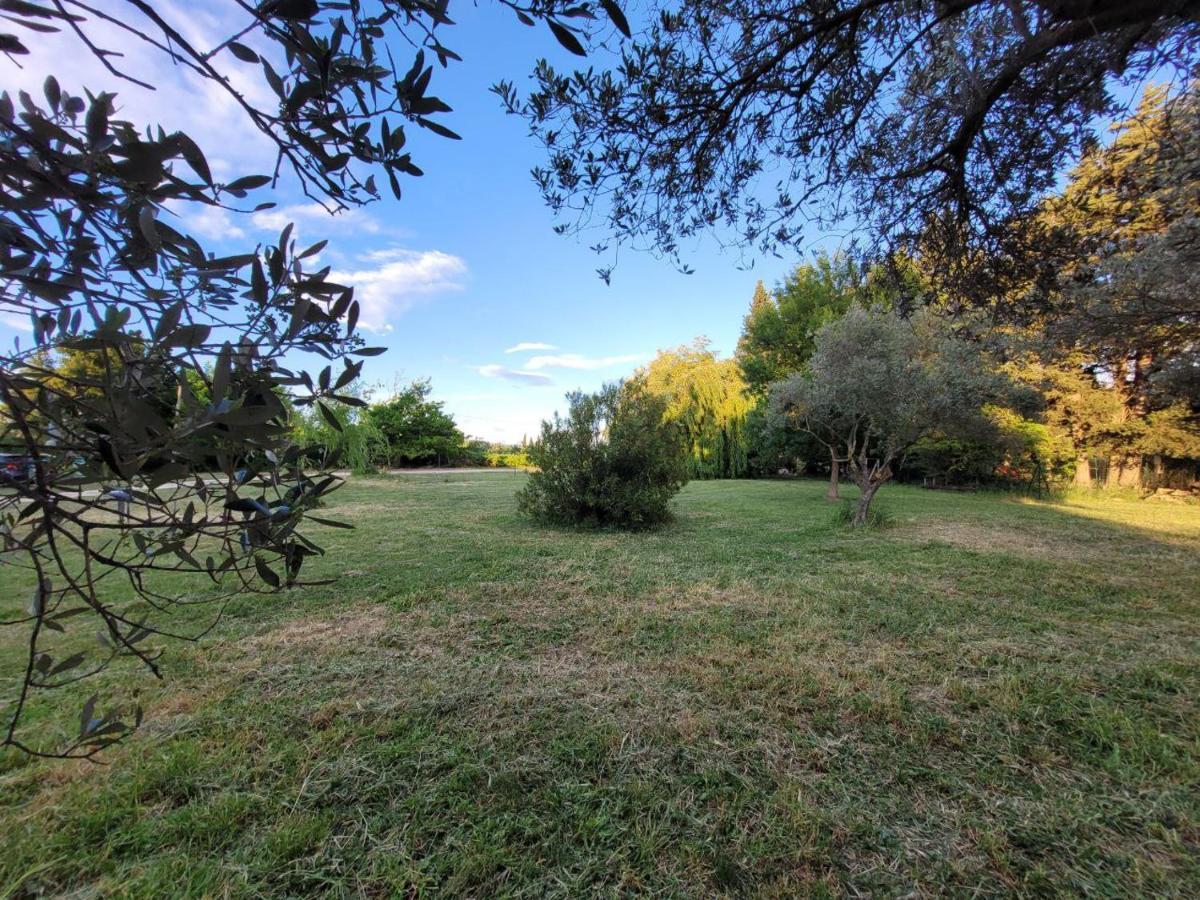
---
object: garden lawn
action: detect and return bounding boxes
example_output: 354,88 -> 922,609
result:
1,474 -> 1198,897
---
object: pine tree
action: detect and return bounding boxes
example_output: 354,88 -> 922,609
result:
1034,85 -> 1200,485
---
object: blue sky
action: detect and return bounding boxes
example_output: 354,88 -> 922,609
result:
3,2 -> 816,443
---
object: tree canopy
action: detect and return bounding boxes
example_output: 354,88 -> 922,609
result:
995,84 -> 1200,484
736,254 -> 861,397
1039,85 -> 1200,402
367,379 -> 465,466
1,78 -> 367,755
497,1 -> 1198,292
0,0 -> 627,757
636,338 -> 753,478
1,0 -> 628,210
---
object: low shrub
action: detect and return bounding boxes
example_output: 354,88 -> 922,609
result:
831,498 -> 892,529
517,383 -> 689,528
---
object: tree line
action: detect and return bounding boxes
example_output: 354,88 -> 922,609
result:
5,349 -> 529,474
291,378 -> 530,471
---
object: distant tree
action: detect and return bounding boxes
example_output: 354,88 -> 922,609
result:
737,281 -> 778,394
742,400 -> 819,477
636,338 -> 753,478
518,383 -> 688,528
903,411 -> 1076,493
366,379 -> 465,467
1041,85 -> 1200,374
1006,351 -> 1200,487
293,382 -> 385,475
737,255 -> 861,398
772,307 -> 1007,526
1018,85 -> 1200,483
498,0 -> 1198,297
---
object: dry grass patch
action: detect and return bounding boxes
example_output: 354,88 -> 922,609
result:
903,517 -> 1107,561
239,605 -> 394,656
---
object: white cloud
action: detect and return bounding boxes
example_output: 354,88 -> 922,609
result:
523,352 -> 647,371
173,203 -> 247,240
360,246 -> 423,263
474,365 -> 554,384
505,341 -> 558,354
0,313 -> 33,333
252,203 -> 380,235
330,250 -> 466,333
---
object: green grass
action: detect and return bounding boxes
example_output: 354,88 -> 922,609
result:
1,474 -> 1198,897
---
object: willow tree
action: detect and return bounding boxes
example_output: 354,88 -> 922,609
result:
638,340 -> 748,480
636,339 -> 753,479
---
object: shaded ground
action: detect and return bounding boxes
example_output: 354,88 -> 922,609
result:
0,476 -> 1197,897
381,467 -> 525,474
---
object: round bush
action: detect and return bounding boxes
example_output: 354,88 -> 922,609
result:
517,383 -> 689,528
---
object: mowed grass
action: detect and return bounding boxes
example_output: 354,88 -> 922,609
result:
1,474 -> 1198,897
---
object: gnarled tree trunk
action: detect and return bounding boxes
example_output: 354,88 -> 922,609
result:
851,480 -> 880,526
828,450 -> 840,501
847,454 -> 893,527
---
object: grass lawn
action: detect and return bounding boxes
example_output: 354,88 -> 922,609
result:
1,474 -> 1198,897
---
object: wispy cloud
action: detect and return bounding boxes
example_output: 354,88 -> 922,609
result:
330,250 -> 467,333
523,352 -> 647,371
505,341 -> 557,354
0,313 -> 33,333
252,203 -> 380,235
174,203 -> 247,240
474,365 -> 553,384
361,246 -> 432,263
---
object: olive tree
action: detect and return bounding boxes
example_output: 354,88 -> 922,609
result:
0,0 -> 627,758
771,307 -> 1006,526
497,0 -> 1198,297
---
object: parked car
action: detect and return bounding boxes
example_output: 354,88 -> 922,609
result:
0,453 -> 35,483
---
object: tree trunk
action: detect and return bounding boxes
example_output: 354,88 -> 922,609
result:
827,452 -> 840,501
1074,457 -> 1091,486
851,481 -> 880,527
1111,453 -> 1142,488
1149,454 -> 1164,489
